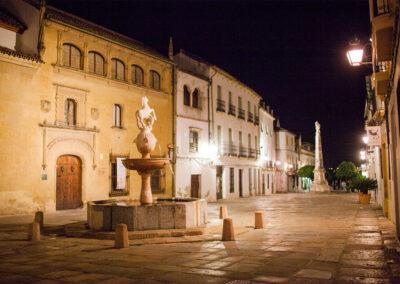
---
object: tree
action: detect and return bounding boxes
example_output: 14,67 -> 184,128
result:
336,161 -> 358,182
336,161 -> 358,190
325,168 -> 336,189
298,165 -> 314,180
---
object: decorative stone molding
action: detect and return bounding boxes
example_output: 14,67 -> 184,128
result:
54,83 -> 88,127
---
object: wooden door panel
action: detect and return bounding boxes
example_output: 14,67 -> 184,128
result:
56,155 -> 82,210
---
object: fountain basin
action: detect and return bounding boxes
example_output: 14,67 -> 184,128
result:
122,158 -> 170,171
87,198 -> 207,231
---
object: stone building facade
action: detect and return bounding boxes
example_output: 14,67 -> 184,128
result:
0,1 -> 174,214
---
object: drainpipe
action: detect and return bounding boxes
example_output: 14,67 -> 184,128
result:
172,63 -> 177,198
209,68 -> 217,143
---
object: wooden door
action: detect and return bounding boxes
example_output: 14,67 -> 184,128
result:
190,175 -> 201,198
239,169 -> 243,197
216,166 -> 223,200
56,155 -> 82,210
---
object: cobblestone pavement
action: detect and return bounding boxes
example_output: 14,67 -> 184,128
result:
1,193 -> 400,283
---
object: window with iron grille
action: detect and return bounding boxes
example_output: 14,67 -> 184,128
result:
88,51 -> 105,75
65,98 -> 77,126
110,156 -> 129,196
150,70 -> 161,90
151,169 -> 166,193
189,129 -> 199,152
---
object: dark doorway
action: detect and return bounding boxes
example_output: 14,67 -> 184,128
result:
216,166 -> 223,199
239,169 -> 243,197
191,174 -> 201,198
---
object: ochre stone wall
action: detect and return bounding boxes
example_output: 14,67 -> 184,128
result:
0,20 -> 174,214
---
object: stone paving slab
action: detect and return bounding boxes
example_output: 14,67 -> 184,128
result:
1,193 -> 400,283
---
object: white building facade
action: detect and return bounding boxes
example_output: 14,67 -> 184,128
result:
174,67 -> 216,200
259,104 -> 276,194
274,127 -> 298,192
174,50 -> 262,200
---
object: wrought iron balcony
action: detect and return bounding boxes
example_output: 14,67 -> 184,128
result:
228,104 -> 236,116
238,108 -> 245,120
254,115 -> 259,125
375,60 -> 391,72
372,0 -> 390,17
239,146 -> 248,157
247,112 -> 254,123
222,143 -> 237,157
248,148 -> 256,158
216,99 -> 226,112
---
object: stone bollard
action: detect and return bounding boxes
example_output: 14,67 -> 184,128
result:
29,222 -> 41,241
115,224 -> 129,249
34,211 -> 44,229
254,211 -> 264,229
222,218 -> 235,241
219,205 -> 228,219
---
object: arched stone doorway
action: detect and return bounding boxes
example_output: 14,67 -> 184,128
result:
56,155 -> 82,210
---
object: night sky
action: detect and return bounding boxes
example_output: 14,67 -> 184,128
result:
48,0 -> 371,168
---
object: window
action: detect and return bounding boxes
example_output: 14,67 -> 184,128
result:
113,104 -> 122,127
183,85 -> 190,106
88,51 -> 105,75
63,44 -> 82,69
65,98 -> 77,126
217,85 -> 222,100
217,125 -> 222,154
192,88 -> 199,108
189,129 -> 199,152
150,70 -> 161,90
238,97 -> 242,109
228,92 -> 232,105
111,58 -> 125,80
230,168 -> 235,193
248,101 -> 251,112
111,156 -> 128,196
131,65 -> 144,85
151,169 -> 166,193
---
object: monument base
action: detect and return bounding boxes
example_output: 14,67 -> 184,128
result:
310,183 -> 332,193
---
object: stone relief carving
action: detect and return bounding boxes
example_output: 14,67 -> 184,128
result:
91,108 -> 99,121
41,100 -> 51,113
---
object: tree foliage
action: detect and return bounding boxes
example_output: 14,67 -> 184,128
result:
336,161 -> 358,181
298,165 -> 314,180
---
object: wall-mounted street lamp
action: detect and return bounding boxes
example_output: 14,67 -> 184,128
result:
346,38 -> 372,67
362,135 -> 369,145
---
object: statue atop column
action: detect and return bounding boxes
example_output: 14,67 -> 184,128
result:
310,121 -> 331,193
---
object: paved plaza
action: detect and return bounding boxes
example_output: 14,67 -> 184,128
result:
1,193 -> 400,283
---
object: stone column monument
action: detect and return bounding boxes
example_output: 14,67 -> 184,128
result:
310,121 -> 332,193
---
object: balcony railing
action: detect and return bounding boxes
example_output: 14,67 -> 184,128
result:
247,112 -> 254,123
248,148 -> 256,158
216,99 -> 225,112
238,108 -> 245,119
228,104 -> 236,116
222,143 -> 237,157
239,146 -> 247,157
254,115 -> 259,125
376,60 -> 391,72
373,0 -> 390,17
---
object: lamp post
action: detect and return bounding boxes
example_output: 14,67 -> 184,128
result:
346,38 -> 372,66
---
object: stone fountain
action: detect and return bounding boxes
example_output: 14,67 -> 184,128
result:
87,97 -> 207,231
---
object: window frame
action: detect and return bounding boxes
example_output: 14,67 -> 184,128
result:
183,85 -> 191,106
110,155 -> 129,196
62,43 -> 82,70
150,70 -> 161,90
65,98 -> 77,126
111,58 -> 126,81
88,51 -> 105,76
151,168 -> 166,193
189,128 -> 200,153
131,64 -> 144,86
113,104 -> 122,128
192,88 -> 199,108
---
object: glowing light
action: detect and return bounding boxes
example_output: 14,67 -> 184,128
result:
360,150 -> 366,160
362,135 -> 369,144
275,160 -> 281,166
347,39 -> 364,66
